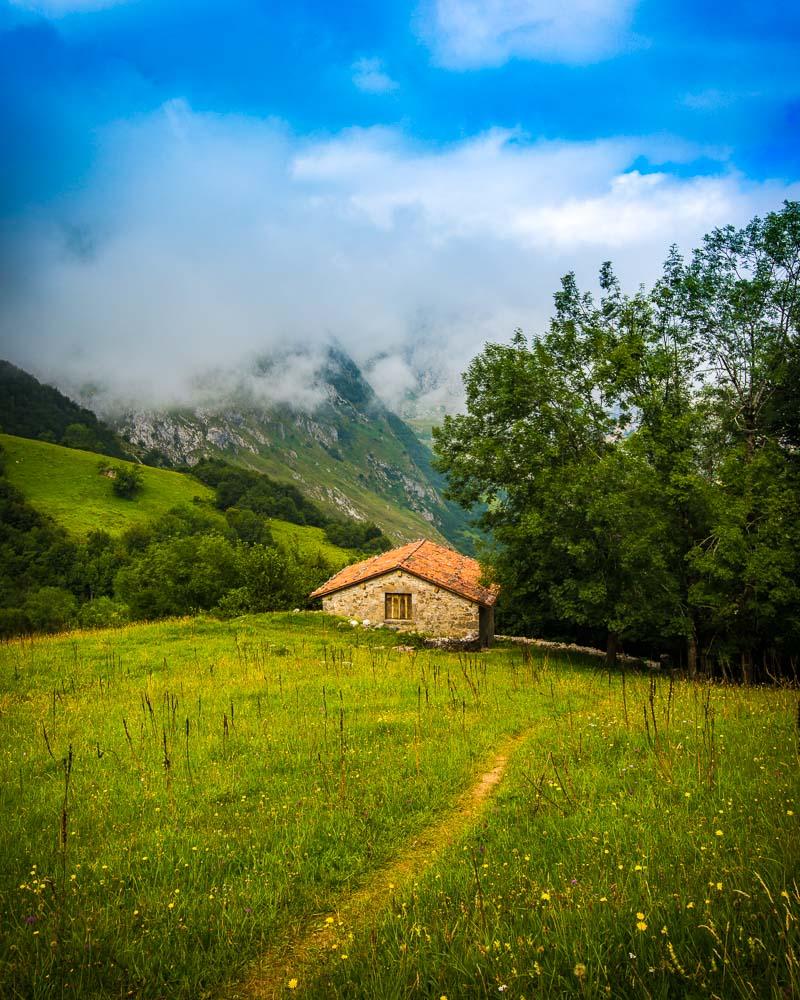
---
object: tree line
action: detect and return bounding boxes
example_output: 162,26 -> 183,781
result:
0,451 -> 391,637
434,202 -> 800,682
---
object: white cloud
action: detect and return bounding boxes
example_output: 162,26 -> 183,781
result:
2,102 -> 796,413
351,57 -> 399,94
419,0 -> 640,68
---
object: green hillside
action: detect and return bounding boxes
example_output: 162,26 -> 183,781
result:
0,434 -> 356,577
0,434 -> 212,536
266,518 -> 354,568
0,359 -> 131,459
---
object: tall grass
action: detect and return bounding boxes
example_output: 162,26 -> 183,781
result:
310,666 -> 799,999
0,616 -> 796,999
0,614 -> 548,998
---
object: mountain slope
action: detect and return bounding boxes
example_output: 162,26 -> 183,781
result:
0,433 -> 356,568
0,433 -> 213,536
112,348 -> 476,549
0,360 -> 131,459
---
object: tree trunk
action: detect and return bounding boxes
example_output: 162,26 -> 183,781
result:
687,628 -> 698,680
606,630 -> 619,668
741,649 -> 753,686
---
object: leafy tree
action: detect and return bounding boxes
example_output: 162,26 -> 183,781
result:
115,535 -> 241,619
434,329 -> 678,663
435,202 -> 800,679
62,423 -> 99,452
324,520 -> 391,553
225,507 -> 273,546
111,464 -> 144,499
24,586 -> 77,633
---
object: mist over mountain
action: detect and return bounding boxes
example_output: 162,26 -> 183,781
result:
104,345 -> 476,548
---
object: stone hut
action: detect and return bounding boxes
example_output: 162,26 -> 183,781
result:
310,539 -> 498,646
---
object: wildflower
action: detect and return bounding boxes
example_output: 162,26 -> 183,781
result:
788,810 -> 794,816
715,830 -> 723,837
636,912 -> 645,920
288,978 -> 298,990
716,882 -> 723,891
686,901 -> 695,909
540,891 -> 551,901
573,963 -> 587,979
325,917 -> 334,925
636,921 -> 648,932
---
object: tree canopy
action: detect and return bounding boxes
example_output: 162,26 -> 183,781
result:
434,201 -> 800,680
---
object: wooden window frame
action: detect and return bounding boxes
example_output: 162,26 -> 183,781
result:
385,592 -> 412,621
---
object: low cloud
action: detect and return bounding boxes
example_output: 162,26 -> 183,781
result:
1,100 -> 796,415
418,0 -> 641,68
352,57 -> 399,95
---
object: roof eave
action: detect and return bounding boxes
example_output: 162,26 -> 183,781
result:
311,566 -> 498,606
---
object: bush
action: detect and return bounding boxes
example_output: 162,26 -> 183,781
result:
111,464 -> 144,499
77,597 -> 130,629
24,587 -> 77,633
0,607 -> 31,638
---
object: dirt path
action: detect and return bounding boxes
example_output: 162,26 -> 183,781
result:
230,731 -> 528,999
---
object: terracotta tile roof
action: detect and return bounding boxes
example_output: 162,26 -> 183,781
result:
309,538 -> 499,606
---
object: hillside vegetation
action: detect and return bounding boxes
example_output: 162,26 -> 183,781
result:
0,616 -> 796,999
0,361 -> 131,461
0,434 -> 213,536
0,436 -> 360,637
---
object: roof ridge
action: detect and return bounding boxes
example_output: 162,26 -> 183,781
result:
397,538 -> 427,569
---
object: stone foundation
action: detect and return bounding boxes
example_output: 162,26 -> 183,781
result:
321,569 -> 482,638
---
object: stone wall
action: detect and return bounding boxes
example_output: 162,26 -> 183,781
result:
321,569 -> 480,637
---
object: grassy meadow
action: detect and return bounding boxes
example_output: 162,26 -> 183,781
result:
0,434 -> 215,536
0,433 -> 356,571
0,614 -> 797,999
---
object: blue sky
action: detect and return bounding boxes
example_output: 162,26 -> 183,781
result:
1,0 -> 798,408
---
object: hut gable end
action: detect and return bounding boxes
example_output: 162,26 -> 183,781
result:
309,539 -> 498,643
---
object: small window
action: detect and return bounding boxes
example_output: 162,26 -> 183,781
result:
385,592 -> 412,620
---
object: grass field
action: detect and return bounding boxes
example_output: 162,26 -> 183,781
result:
0,434 -> 215,536
0,434 -> 356,570
0,615 -> 797,999
266,520 -> 355,570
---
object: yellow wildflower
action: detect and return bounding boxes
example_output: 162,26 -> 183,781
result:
288,978 -> 298,990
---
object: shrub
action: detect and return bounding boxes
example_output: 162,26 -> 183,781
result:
24,587 -> 77,633
0,607 -> 31,638
111,464 -> 144,499
77,596 -> 130,629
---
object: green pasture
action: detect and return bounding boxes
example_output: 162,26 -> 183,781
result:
266,519 -> 355,570
0,434 -> 356,569
0,434 -> 214,536
0,615 -> 796,999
